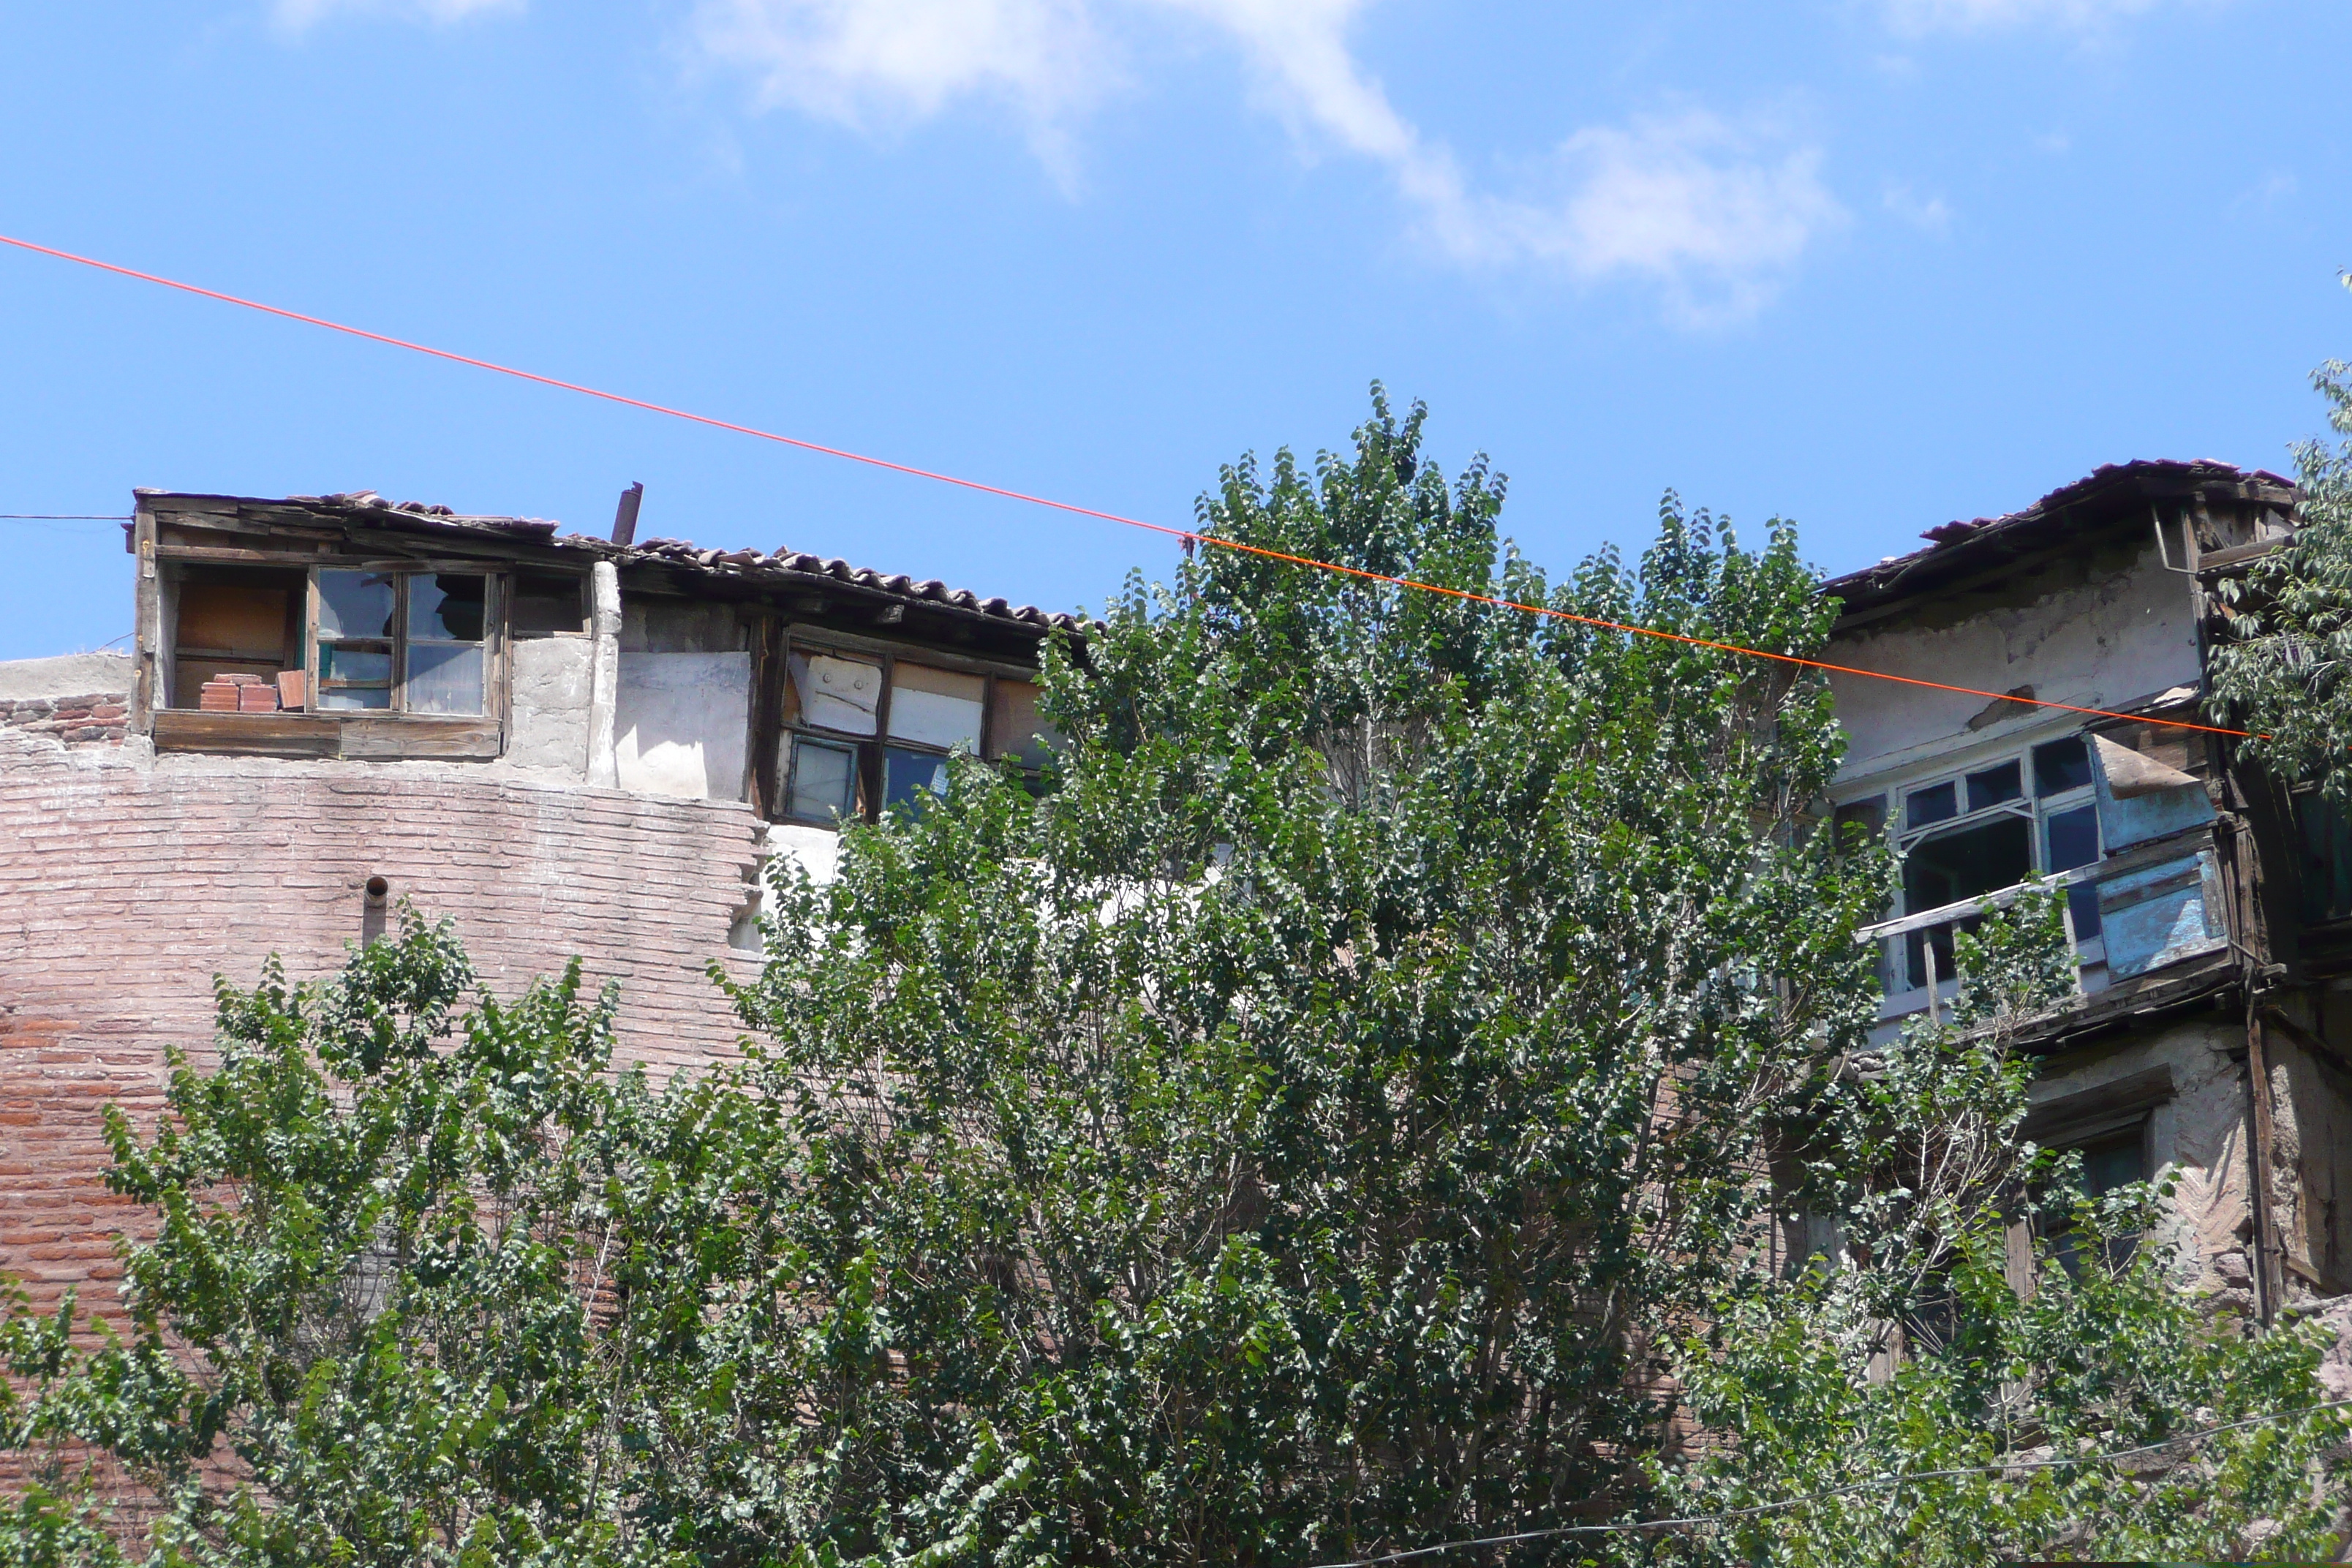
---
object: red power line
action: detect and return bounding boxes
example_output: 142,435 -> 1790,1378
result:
0,230 -> 2261,742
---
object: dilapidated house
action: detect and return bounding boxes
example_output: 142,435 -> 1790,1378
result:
1823,458 -> 2352,1322
0,487 -> 1077,1319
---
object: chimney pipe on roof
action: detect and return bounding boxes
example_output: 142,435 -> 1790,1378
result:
611,482 -> 644,546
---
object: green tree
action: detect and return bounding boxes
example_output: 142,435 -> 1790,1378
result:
2206,274 -> 2352,798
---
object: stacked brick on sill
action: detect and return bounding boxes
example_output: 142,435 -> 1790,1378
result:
198,671 -> 306,713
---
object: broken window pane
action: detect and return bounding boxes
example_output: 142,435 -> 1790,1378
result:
2033,736 -> 2094,796
318,571 -> 396,638
1902,814 -> 2032,989
787,736 -> 859,823
408,574 -> 486,642
883,746 -> 951,813
1906,780 -> 1959,830
1966,759 -> 2023,813
405,641 -> 485,715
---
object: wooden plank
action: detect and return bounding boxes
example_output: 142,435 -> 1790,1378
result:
151,709 -> 340,757
1852,829 -> 2218,943
131,507 -> 160,733
335,717 -> 502,760
157,542 -> 323,566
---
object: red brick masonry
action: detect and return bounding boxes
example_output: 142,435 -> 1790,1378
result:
1,693 -> 130,749
0,729 -> 766,1324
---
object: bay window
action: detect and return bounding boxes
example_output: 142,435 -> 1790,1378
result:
1849,734 -> 2106,995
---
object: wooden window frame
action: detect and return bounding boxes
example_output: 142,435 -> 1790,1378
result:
149,557 -> 510,761
774,631 -> 1036,828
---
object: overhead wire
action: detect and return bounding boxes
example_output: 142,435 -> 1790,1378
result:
0,230 -> 2266,742
0,513 -> 131,520
1301,1395 -> 2352,1567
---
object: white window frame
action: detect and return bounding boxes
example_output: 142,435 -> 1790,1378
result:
1837,730 -> 2106,1017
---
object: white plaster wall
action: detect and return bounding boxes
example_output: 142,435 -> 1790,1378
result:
766,821 -> 841,886
1830,540 -> 2198,780
614,651 -> 751,802
0,652 -> 134,701
506,637 -> 592,777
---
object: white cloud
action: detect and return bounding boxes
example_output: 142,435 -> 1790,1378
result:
274,0 -> 519,26
1882,181 -> 1952,234
687,0 -> 1114,179
1877,0 -> 2163,33
688,0 -> 1845,323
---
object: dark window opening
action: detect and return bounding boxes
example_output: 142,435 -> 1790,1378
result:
2033,736 -> 2094,797
2296,791 -> 2352,926
2050,1125 -> 2149,1273
1906,780 -> 1959,830
1901,814 -> 2032,990
2045,804 -> 2104,941
1966,759 -> 2023,813
511,573 -> 587,637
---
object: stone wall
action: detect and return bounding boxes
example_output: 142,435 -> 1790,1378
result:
0,730 -> 767,1322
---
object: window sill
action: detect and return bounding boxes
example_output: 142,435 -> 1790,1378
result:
151,708 -> 502,761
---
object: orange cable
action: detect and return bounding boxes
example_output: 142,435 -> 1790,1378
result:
0,230 -> 2260,742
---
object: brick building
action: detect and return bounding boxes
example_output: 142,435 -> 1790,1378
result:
1,488 -> 1076,1319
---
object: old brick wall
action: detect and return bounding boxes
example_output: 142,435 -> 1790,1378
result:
0,690 -> 129,749
0,729 -> 766,1322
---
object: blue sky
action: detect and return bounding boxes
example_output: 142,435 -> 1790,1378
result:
1,0 -> 2345,660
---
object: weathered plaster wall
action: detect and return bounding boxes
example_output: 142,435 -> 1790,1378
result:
1829,538 -> 2198,780
614,651 -> 750,802
508,636 -> 593,777
2029,1017 -> 2257,1306
2266,991 -> 2352,1297
0,730 -> 764,1322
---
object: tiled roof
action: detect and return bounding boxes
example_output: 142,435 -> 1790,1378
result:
240,491 -> 1087,634
1822,459 -> 2296,622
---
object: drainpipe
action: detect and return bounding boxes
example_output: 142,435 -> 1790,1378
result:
587,560 -> 621,788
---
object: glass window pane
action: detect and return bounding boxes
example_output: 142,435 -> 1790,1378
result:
2033,736 -> 2094,796
787,737 -> 859,822
1905,780 -> 1958,830
405,641 -> 485,715
2045,805 -> 2100,872
317,571 -> 396,638
319,686 -> 392,711
319,644 -> 391,685
1966,760 -> 2023,813
883,746 -> 951,813
409,574 -> 487,642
